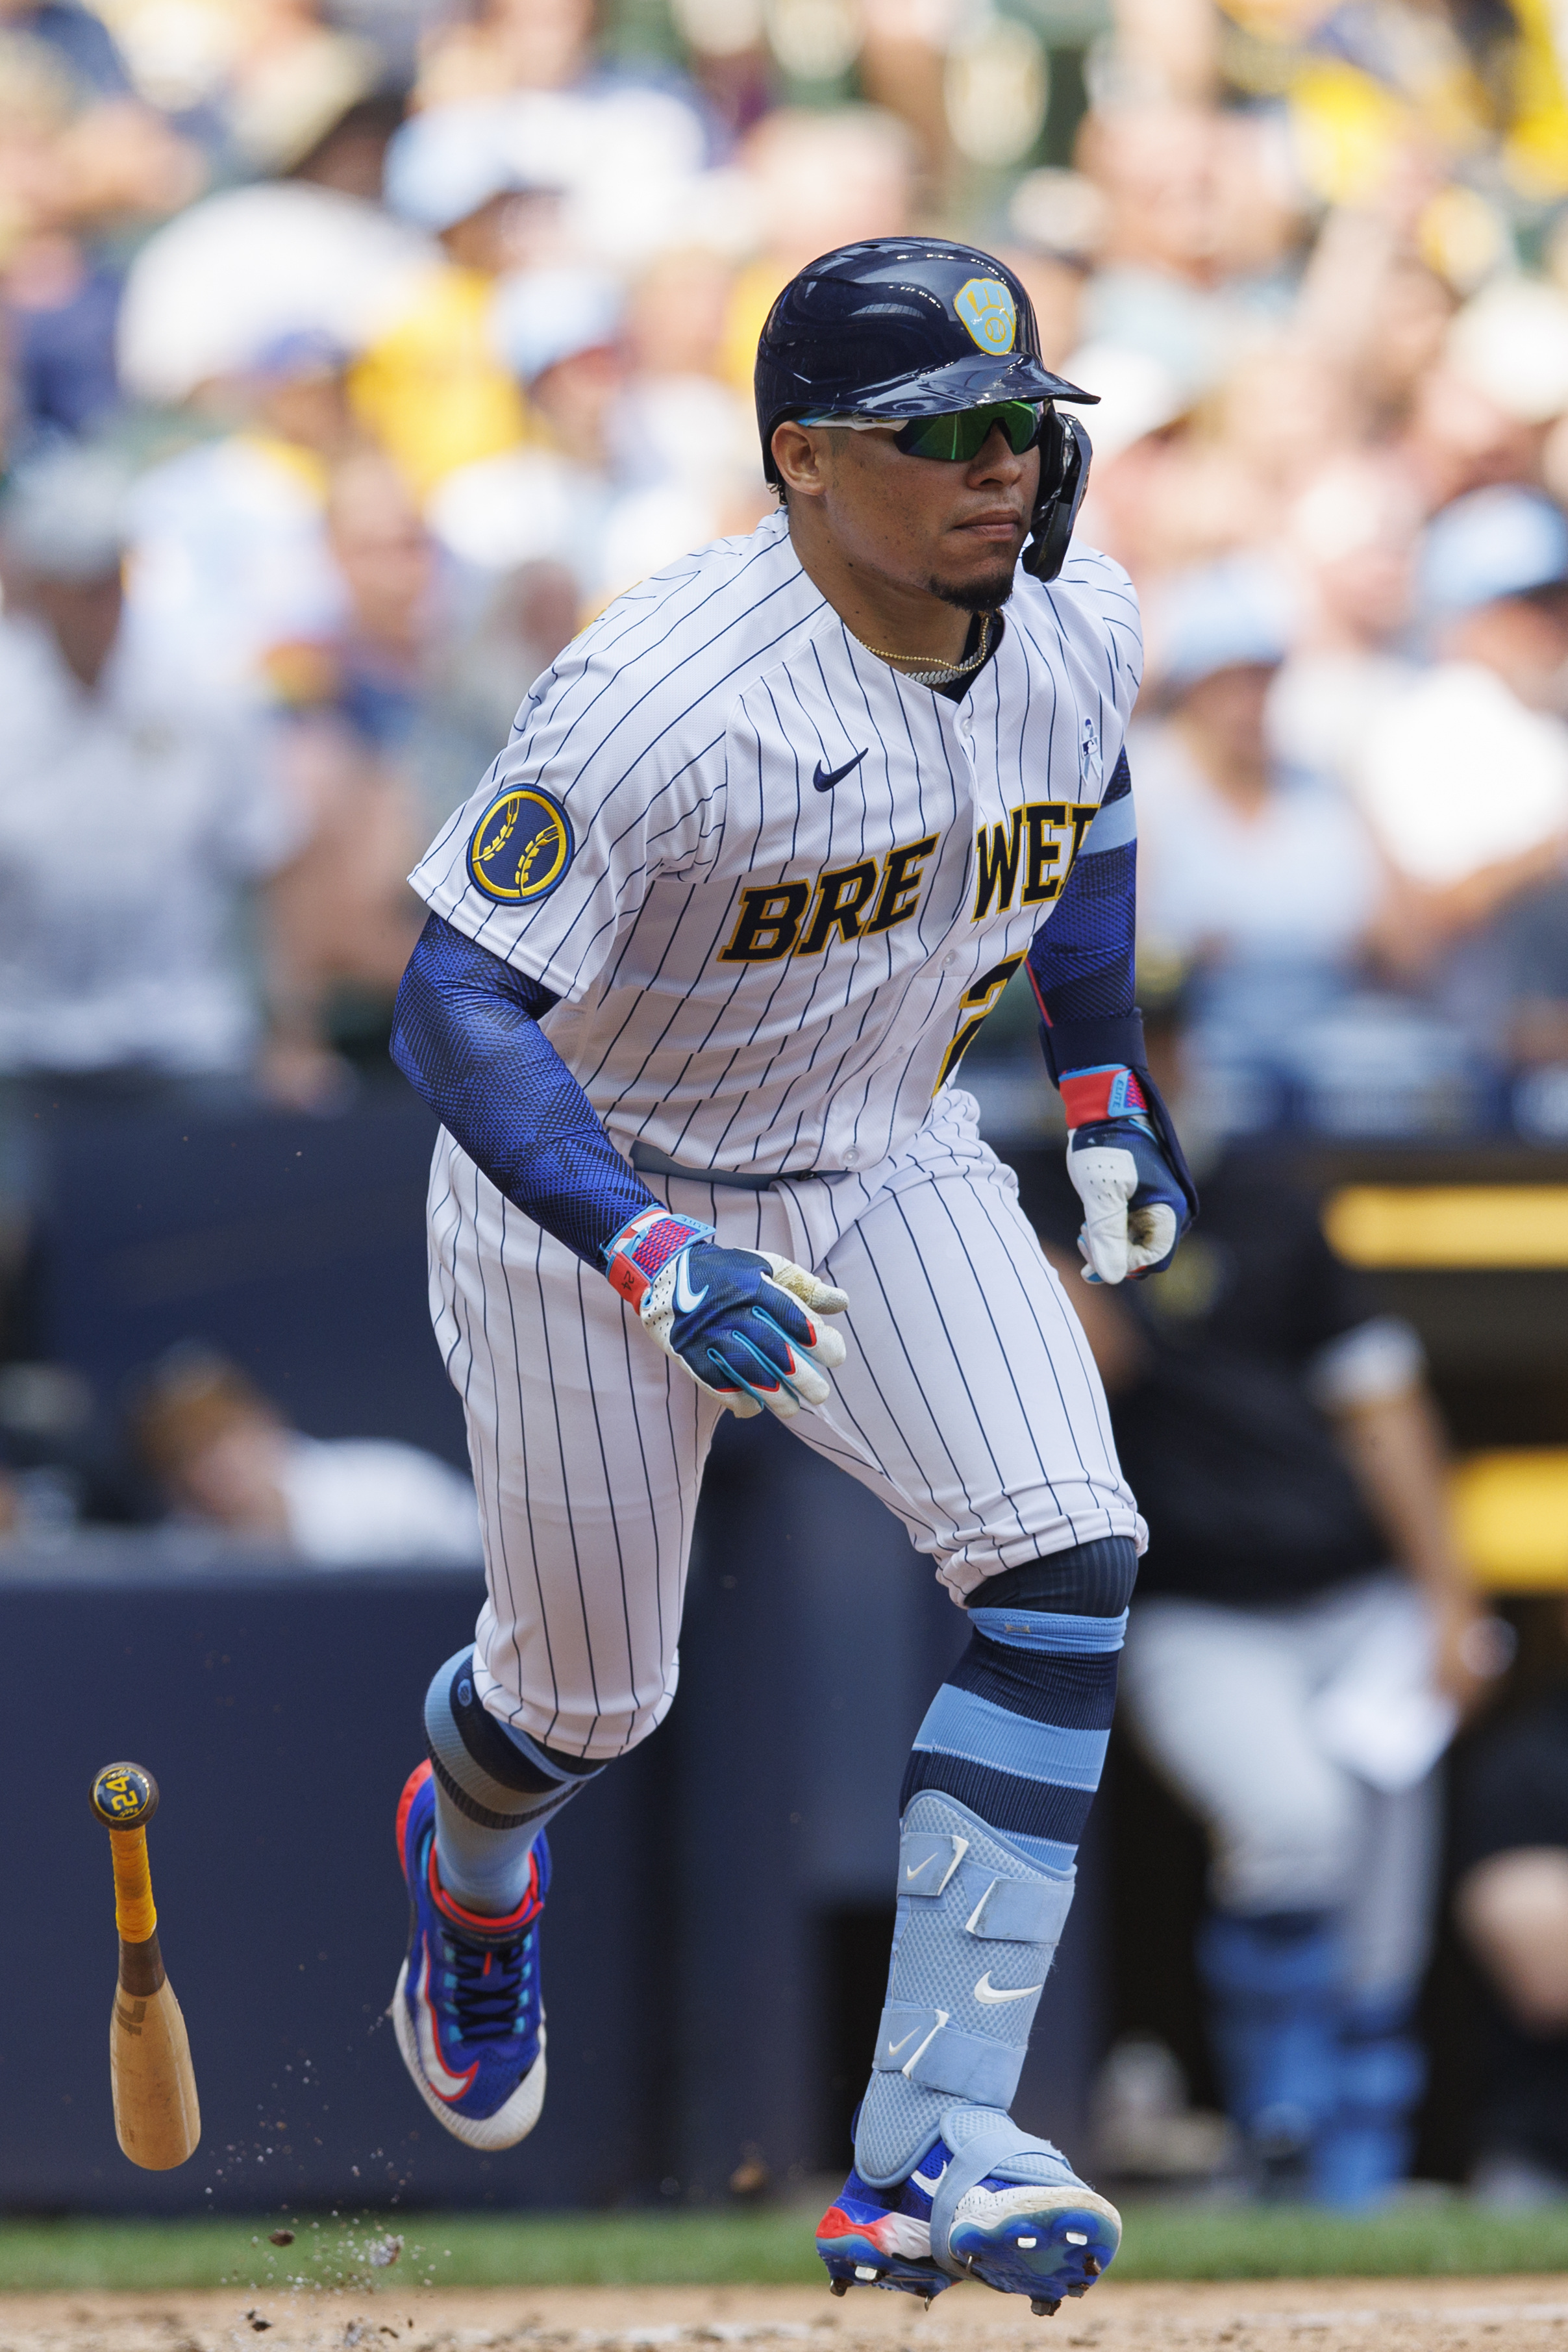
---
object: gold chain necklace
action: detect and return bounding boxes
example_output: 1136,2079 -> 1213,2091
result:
852,611 -> 993,688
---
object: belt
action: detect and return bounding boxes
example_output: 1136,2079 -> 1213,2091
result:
630,1140 -> 827,1192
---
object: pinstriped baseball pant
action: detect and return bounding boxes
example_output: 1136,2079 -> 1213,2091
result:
427,1091 -> 1144,1763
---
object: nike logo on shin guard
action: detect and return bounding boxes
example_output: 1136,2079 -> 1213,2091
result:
973,1971 -> 1045,2005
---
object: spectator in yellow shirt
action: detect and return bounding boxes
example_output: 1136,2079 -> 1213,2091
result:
349,99 -> 549,496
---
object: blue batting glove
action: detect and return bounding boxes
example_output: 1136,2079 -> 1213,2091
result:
604,1208 -> 849,1419
1061,1065 -> 1191,1284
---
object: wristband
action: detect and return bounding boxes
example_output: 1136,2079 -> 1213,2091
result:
603,1206 -> 715,1308
1058,1063 -> 1149,1129
1038,1010 -> 1147,1088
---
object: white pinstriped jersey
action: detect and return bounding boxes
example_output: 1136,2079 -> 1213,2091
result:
410,508 -> 1141,1177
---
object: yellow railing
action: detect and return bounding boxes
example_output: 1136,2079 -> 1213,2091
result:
1325,1186 -> 1568,1269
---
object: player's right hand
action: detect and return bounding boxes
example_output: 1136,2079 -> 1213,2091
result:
604,1207 -> 849,1420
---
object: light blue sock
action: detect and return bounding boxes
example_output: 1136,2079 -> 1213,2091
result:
423,1648 -> 601,1916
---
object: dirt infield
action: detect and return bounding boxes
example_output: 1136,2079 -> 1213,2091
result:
4,2279 -> 1568,2352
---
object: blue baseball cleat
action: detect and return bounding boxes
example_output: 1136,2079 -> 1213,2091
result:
816,2118 -> 1121,2312
390,1760 -> 549,2149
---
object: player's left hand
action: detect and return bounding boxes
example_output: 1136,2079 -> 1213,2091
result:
1432,1587 -> 1512,1721
1062,1068 -> 1191,1284
604,1208 -> 849,1418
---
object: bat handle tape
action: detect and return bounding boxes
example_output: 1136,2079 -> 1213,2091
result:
108,1825 -> 158,1945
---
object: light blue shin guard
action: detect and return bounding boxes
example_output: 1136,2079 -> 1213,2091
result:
854,1790 -> 1076,2189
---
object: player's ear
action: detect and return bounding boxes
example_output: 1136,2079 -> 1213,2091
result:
771,421 -> 830,500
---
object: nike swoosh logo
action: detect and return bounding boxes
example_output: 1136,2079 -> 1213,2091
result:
904,1855 -> 936,1881
885,2029 -> 919,2057
415,1947 -> 479,2101
671,1253 -> 708,1316
910,2164 -> 947,2197
814,749 -> 867,792
973,1971 -> 1045,2005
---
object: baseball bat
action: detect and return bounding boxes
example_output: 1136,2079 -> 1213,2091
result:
90,1763 -> 201,2169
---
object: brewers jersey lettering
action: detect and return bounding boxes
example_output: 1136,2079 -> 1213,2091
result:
410,507 -> 1141,1176
409,509 -> 1146,1760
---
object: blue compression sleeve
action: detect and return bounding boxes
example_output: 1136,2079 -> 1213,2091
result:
1026,746 -> 1136,1058
390,913 -> 657,1267
1026,748 -> 1199,1219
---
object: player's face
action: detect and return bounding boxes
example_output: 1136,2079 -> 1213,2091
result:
777,418 -> 1039,613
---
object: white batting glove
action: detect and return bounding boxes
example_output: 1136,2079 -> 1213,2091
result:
1061,1066 -> 1189,1286
604,1207 -> 849,1420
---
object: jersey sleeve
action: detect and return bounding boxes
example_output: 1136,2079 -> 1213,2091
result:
1051,542 -> 1144,767
407,628 -> 727,1001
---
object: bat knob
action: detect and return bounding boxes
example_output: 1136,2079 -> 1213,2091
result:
92,1763 -> 159,1829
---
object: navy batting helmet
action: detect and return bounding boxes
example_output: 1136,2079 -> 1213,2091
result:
754,236 -> 1098,581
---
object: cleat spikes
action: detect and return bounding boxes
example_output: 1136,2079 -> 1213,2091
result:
828,2282 -> 849,2299
817,2143 -> 1119,2312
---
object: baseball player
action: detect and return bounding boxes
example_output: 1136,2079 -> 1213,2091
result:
386,237 -> 1196,2312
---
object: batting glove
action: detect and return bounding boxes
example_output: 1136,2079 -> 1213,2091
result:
604,1207 -> 849,1420
1062,1064 -> 1191,1284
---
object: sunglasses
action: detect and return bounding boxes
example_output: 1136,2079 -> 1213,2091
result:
797,401 -> 1045,462
894,401 -> 1045,461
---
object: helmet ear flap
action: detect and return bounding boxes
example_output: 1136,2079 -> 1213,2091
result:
1023,410 -> 1093,582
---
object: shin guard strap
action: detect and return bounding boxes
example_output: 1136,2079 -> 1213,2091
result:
898,1830 -> 1073,1944
872,2008 -> 1024,2108
929,2114 -> 1044,2272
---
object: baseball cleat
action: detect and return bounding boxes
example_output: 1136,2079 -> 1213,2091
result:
816,2126 -> 1120,2306
390,1760 -> 549,2149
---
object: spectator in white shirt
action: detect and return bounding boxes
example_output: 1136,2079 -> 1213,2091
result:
1133,558 -> 1397,1124
0,449 -> 306,1087
129,1345 -> 483,1568
1354,487 -> 1568,904
1352,488 -> 1568,1092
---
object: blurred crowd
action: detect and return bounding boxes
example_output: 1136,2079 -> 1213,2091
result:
3,0 -> 1568,1128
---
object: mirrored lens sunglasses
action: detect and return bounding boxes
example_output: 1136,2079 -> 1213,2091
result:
895,401 -> 1045,461
796,401 -> 1045,462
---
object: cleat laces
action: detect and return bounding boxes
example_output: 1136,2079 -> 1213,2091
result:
444,1931 -> 532,2043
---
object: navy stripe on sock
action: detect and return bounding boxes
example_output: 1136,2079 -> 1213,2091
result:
444,1660 -> 556,1794
947,1631 -> 1119,1731
900,1750 -> 1097,1848
443,1655 -> 601,1793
